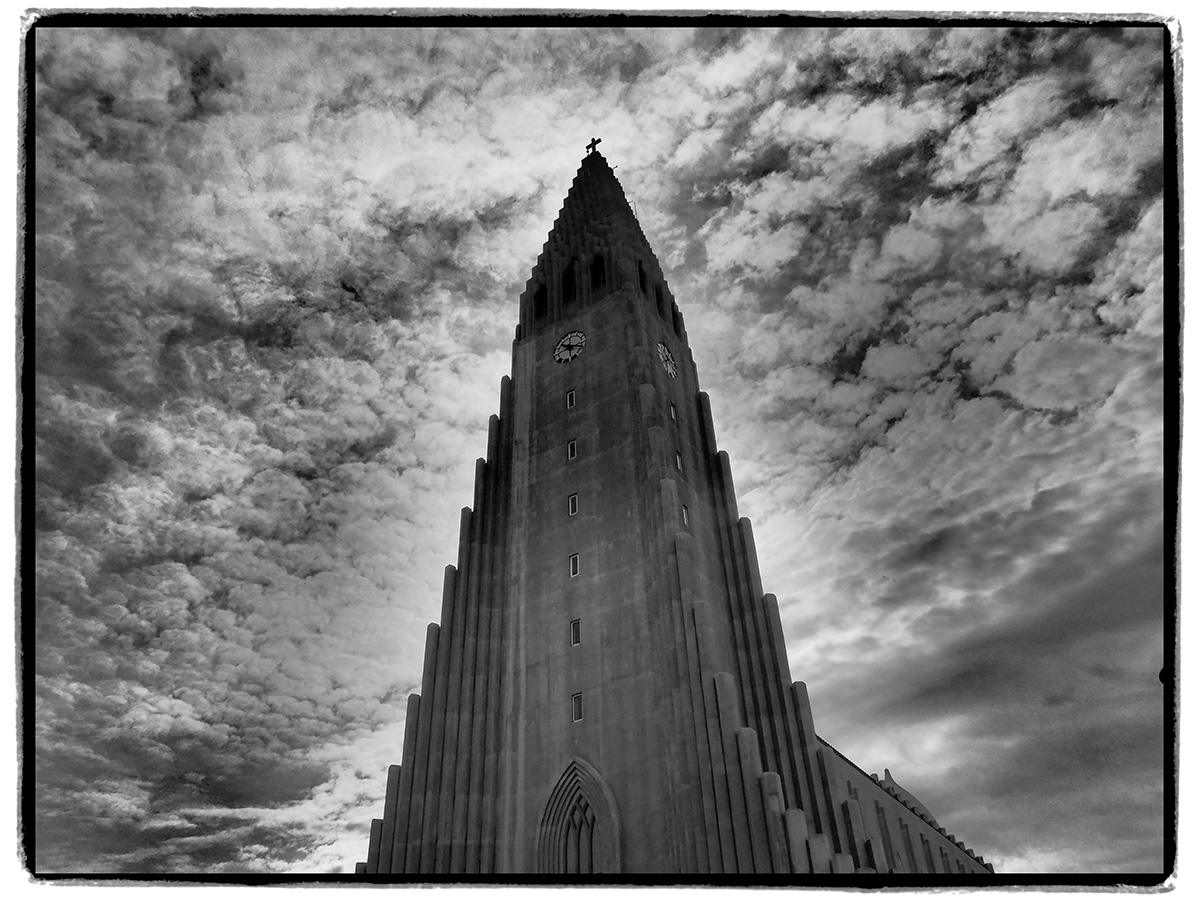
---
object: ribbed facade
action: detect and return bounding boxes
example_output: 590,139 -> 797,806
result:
357,151 -> 992,877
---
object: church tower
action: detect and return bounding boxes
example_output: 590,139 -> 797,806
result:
358,146 -> 992,877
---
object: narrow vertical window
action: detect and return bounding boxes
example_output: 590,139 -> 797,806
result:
675,451 -> 682,471
569,554 -> 579,577
637,260 -> 647,294
568,493 -> 578,516
570,619 -> 581,646
682,505 -> 689,525
568,439 -> 577,459
562,259 -> 577,304
566,390 -> 576,409
590,253 -> 605,289
670,403 -> 676,420
534,283 -> 548,319
655,284 -> 665,318
571,692 -> 583,722
672,305 -> 682,337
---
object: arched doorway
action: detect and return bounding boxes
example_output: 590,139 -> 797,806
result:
536,757 -> 621,874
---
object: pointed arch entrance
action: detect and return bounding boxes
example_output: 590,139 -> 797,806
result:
536,757 -> 621,874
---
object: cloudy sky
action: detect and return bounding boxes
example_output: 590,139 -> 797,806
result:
32,23 -> 1169,876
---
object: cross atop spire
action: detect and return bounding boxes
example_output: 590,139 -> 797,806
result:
586,136 -> 602,155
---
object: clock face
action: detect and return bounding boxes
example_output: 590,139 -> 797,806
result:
554,331 -> 587,364
657,342 -> 678,378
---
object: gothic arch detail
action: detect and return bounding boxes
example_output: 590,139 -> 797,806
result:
536,757 -> 621,874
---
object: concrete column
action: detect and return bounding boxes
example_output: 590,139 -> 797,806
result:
697,392 -> 720,459
683,598 -> 726,872
807,832 -> 834,874
736,519 -> 793,808
783,808 -> 812,873
762,593 -> 808,812
815,746 -> 844,855
376,764 -> 400,873
832,853 -> 856,873
445,459 -> 490,872
712,451 -> 759,754
422,509 -> 471,872
920,832 -> 936,873
733,517 -> 782,781
670,538 -> 721,873
713,672 -> 754,873
699,667 -> 737,872
873,800 -> 901,873
390,693 -> 421,872
791,682 -> 826,838
735,728 -> 771,873
437,499 -> 481,870
402,620 -> 441,872
365,818 -> 382,873
759,772 -> 790,873
463,419 -> 501,872
842,798 -> 872,871
899,819 -> 918,873
421,580 -> 454,868
479,377 -> 514,873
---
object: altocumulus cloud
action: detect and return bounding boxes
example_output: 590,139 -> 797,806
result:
32,24 -> 1168,875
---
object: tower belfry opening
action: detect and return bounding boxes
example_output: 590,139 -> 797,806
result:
357,148 -> 992,877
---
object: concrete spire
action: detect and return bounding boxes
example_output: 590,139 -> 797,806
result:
357,152 -> 993,877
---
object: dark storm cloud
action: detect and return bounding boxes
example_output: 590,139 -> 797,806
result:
877,525 -> 1163,720
32,23 -> 1167,875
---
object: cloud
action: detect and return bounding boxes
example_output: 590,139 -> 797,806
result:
860,342 -> 929,388
933,74 -> 1069,188
984,200 -> 1107,274
702,209 -> 809,279
1094,197 -> 1165,338
1007,105 -> 1163,207
995,334 -> 1134,410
